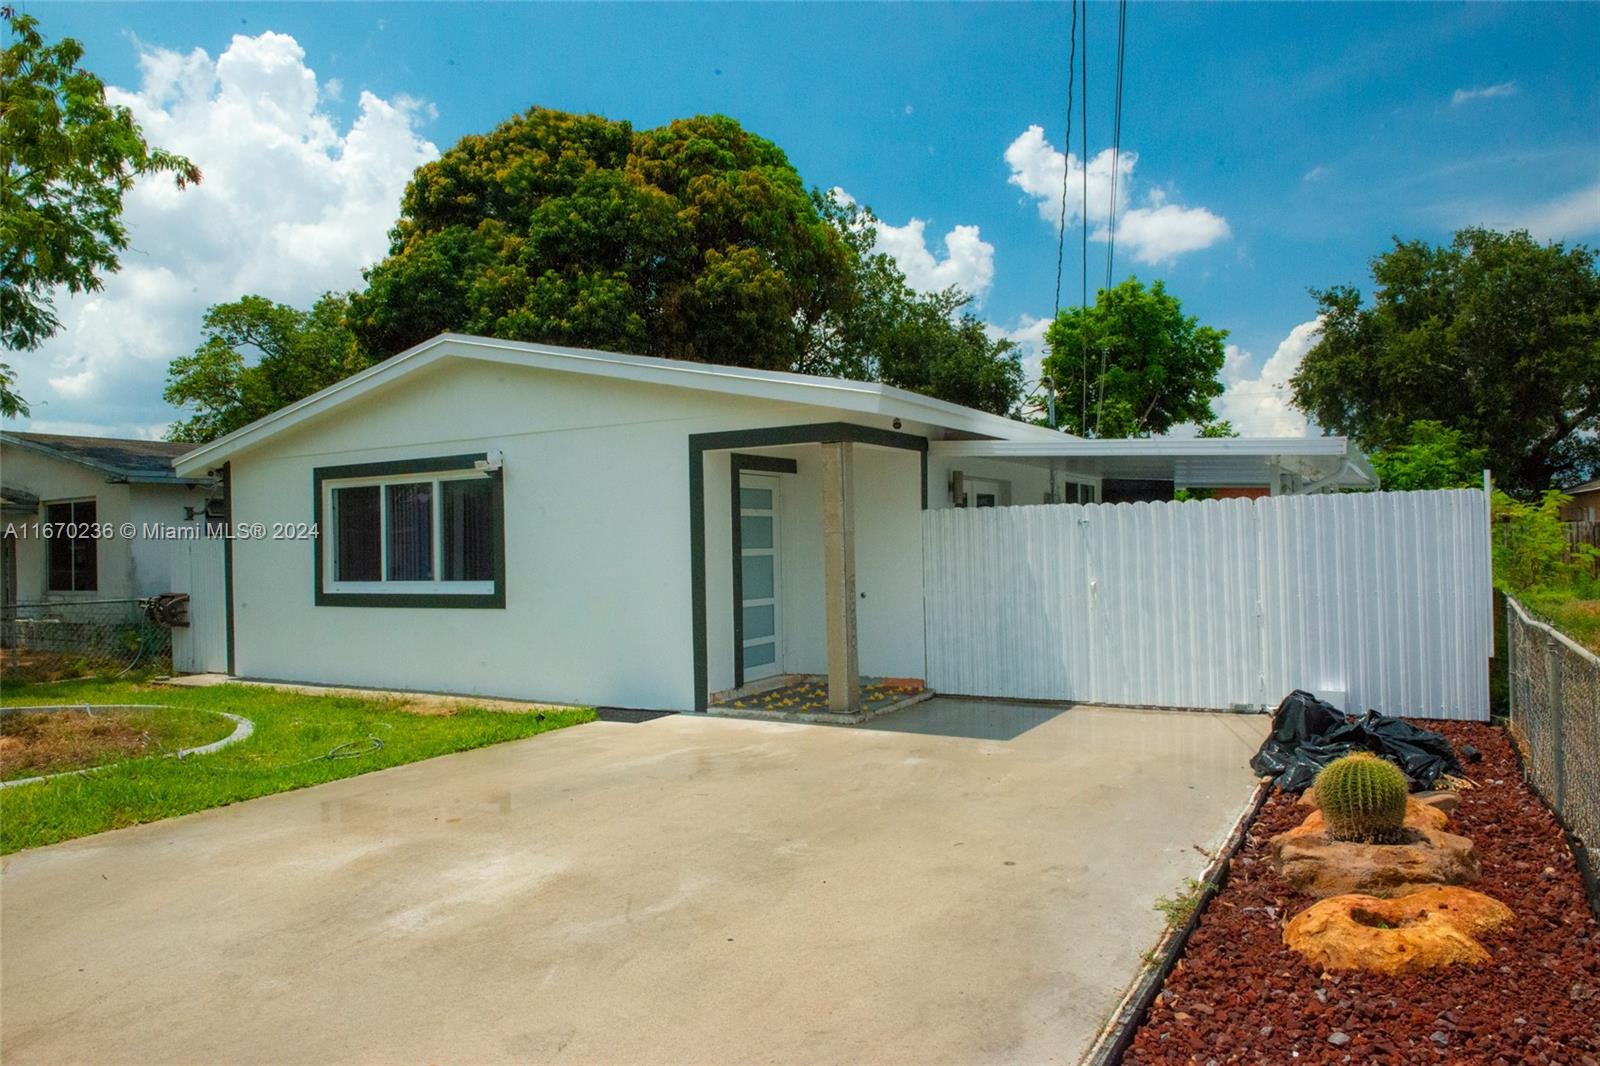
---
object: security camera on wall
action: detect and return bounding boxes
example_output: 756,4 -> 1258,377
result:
474,449 -> 504,473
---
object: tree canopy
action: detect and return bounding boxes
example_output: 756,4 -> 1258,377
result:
872,288 -> 1022,416
1,7 -> 200,415
1290,227 -> 1600,497
1368,420 -> 1487,491
162,108 -> 1023,440
348,109 -> 855,373
163,294 -> 364,442
1040,278 -> 1227,437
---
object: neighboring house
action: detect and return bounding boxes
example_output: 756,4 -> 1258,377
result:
1561,477 -> 1600,523
171,333 -> 1374,711
1,432 -> 218,608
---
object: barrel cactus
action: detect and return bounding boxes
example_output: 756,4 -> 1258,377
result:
1315,753 -> 1409,843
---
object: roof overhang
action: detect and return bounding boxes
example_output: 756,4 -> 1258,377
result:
174,333 -> 1069,476
0,433 -> 214,487
1,484 -> 40,515
930,436 -> 1378,492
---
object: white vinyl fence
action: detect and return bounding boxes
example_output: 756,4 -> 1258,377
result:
923,489 -> 1491,720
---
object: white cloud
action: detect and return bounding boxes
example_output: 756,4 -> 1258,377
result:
1112,203 -> 1232,263
6,31 -> 438,436
1303,165 -> 1330,182
1492,182 -> 1600,241
1004,125 -> 1229,264
1452,81 -> 1517,106
1212,318 -> 1323,437
831,187 -> 995,300
872,218 -> 995,299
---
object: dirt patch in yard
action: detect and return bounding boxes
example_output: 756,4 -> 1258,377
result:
1124,720 -> 1600,1064
0,706 -> 233,781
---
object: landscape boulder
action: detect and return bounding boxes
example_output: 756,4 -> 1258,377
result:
1284,887 -> 1514,974
1269,801 -> 1478,897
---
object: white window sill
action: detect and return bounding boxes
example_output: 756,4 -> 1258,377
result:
324,581 -> 496,596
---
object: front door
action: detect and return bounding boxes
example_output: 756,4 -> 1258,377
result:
738,474 -> 782,681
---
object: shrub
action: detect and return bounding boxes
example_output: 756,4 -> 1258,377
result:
1492,489 -> 1598,593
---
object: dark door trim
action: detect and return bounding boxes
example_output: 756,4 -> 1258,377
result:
687,422 -> 929,712
730,452 -> 799,690
222,461 -> 235,676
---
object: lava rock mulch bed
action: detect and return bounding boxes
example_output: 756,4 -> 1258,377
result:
1124,721 -> 1600,1065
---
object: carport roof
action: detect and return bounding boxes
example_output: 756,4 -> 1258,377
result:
931,436 -> 1378,490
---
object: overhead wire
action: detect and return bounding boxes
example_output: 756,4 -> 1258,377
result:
1051,0 -> 1079,321
1046,0 -> 1080,433
1078,0 -> 1090,435
1095,0 -> 1128,437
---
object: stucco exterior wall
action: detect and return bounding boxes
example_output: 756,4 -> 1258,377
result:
925,453 -> 1059,510
0,446 -> 198,602
225,358 -> 934,709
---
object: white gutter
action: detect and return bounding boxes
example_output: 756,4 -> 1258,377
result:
929,437 -> 1354,459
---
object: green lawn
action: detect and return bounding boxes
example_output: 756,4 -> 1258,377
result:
1520,588 -> 1600,652
0,679 -> 595,854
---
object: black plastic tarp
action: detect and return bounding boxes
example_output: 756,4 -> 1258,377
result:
1249,690 -> 1464,792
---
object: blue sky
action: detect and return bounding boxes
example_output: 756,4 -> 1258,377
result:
10,1 -> 1600,437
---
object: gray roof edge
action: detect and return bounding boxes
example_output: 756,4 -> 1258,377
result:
1,432 -> 216,486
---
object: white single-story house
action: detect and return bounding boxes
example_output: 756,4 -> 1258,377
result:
170,333 -> 1377,713
1,432 -> 218,608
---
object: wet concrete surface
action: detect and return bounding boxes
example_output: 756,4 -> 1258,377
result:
862,696 -> 1074,741
0,703 -> 1265,1065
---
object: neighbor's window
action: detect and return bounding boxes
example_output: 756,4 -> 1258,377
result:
45,499 -> 98,592
318,458 -> 502,606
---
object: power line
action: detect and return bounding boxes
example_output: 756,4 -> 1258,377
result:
1050,0 -> 1079,321
1079,0 -> 1089,436
1104,0 -> 1128,292
1095,0 -> 1128,437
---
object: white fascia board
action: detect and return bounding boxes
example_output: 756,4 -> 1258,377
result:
174,333 -> 1065,475
929,437 -> 1354,460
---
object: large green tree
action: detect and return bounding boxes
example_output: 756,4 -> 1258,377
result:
810,191 -> 1023,415
349,109 -> 855,373
0,8 -> 200,415
1040,278 -> 1227,437
873,288 -> 1023,415
165,109 -> 1025,440
163,294 -> 365,442
1290,228 -> 1600,497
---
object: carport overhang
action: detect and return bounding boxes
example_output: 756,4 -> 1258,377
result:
688,422 -> 931,716
930,436 -> 1377,494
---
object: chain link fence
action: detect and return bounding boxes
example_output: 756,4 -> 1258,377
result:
1,600 -> 173,683
1506,595 -> 1599,853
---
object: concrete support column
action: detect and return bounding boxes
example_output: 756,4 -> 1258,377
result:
820,441 -> 861,714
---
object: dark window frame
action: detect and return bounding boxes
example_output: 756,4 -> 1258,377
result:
312,454 -> 505,609
44,498 -> 98,592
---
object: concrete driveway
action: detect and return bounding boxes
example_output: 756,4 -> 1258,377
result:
0,701 -> 1264,1065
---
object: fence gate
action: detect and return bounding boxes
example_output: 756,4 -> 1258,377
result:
170,537 -> 228,674
922,489 -> 1492,720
